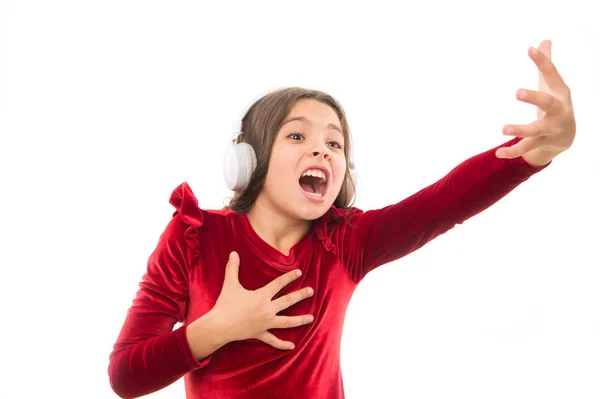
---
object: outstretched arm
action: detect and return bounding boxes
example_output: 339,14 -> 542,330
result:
342,137 -> 550,282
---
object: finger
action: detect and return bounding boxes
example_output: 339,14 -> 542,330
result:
538,40 -> 552,61
538,40 -> 552,95
224,251 -> 240,286
515,89 -> 563,115
258,331 -> 296,350
538,41 -> 551,90
272,287 -> 314,312
264,269 -> 302,298
272,314 -> 315,330
529,45 -> 569,96
503,120 -> 546,138
537,41 -> 552,119
496,136 -> 545,159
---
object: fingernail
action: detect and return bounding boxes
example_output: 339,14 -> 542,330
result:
504,126 -> 515,135
296,270 -> 302,277
307,288 -> 314,296
229,251 -> 237,259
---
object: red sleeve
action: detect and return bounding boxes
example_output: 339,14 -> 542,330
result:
108,183 -> 211,399
344,137 -> 552,282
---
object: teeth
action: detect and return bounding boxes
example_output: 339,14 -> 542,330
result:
304,191 -> 323,198
302,169 -> 327,182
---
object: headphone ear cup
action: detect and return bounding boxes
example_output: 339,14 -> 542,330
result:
223,141 -> 257,191
236,142 -> 257,190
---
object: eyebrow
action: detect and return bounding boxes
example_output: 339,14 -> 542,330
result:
282,116 -> 343,135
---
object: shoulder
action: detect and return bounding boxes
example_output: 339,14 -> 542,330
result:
321,205 -> 364,226
166,182 -> 232,257
169,182 -> 232,221
313,205 -> 364,253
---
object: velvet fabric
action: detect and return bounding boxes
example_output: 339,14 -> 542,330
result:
108,137 -> 550,398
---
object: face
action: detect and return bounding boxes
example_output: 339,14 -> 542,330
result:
259,99 -> 347,221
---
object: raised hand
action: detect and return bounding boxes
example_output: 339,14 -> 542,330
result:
497,40 -> 576,160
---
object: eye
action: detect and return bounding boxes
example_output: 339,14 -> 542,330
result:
287,132 -> 304,140
287,132 -> 343,150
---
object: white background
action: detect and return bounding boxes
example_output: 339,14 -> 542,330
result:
1,1 -> 599,398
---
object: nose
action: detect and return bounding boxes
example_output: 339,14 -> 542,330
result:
311,150 -> 330,160
312,150 -> 331,160
309,140 -> 332,160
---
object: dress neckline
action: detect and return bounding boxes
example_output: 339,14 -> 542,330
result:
236,213 -> 315,268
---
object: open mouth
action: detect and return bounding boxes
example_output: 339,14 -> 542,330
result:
299,175 -> 328,197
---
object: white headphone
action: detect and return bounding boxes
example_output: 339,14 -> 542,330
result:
223,131 -> 358,201
223,132 -> 257,192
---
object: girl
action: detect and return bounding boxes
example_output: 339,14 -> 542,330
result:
108,40 -> 575,399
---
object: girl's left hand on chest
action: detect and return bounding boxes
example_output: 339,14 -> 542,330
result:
497,40 -> 576,159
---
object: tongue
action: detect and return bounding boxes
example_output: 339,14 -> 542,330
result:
300,175 -> 323,194
300,181 -> 317,193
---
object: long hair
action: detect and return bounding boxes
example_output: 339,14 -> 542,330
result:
222,87 -> 357,214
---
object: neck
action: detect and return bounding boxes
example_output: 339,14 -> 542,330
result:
245,197 -> 312,257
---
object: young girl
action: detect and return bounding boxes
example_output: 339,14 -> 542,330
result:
108,41 -> 575,399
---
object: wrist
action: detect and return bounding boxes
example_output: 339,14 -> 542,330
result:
521,148 -> 561,167
186,310 -> 232,360
202,308 -> 235,346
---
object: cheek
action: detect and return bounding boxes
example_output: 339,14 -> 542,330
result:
334,161 -> 347,187
265,153 -> 296,188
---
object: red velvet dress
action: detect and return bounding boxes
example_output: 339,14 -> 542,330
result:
108,137 -> 550,398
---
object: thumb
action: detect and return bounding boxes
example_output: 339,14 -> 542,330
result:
224,251 -> 241,286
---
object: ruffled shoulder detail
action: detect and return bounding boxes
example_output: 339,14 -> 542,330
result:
169,182 -> 204,258
313,205 -> 362,254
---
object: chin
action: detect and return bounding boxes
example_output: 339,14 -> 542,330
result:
293,185 -> 337,221
295,204 -> 331,221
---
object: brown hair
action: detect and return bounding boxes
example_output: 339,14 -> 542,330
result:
222,86 -> 357,215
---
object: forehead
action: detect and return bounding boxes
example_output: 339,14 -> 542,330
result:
282,99 -> 342,134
